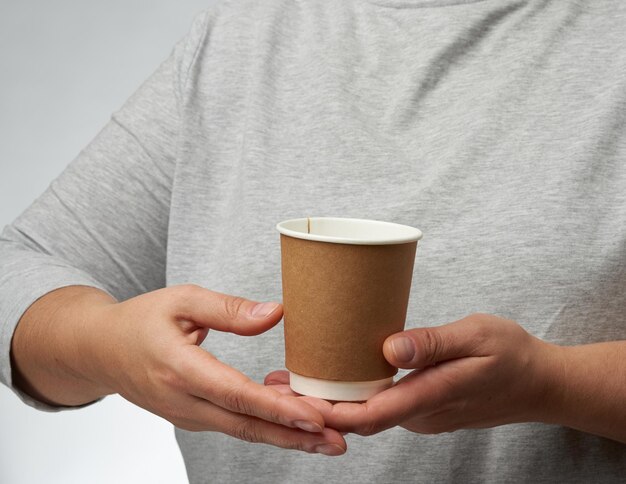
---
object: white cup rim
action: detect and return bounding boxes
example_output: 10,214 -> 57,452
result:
276,217 -> 423,245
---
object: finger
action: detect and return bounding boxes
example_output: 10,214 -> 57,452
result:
262,375 -> 363,437
266,384 -> 297,396
383,315 -> 489,369
263,373 -> 341,416
182,346 -> 326,432
321,372 -> 432,435
262,371 -> 376,434
264,370 -> 290,386
170,284 -> 283,336
264,378 -> 338,421
323,360 -> 479,435
182,396 -> 346,456
298,395 -> 335,416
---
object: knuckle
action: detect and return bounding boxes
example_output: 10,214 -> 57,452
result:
159,401 -> 186,423
421,328 -> 445,365
155,365 -> 184,392
356,421 -> 378,437
468,312 -> 490,320
175,284 -> 202,299
170,416 -> 189,429
232,419 -> 262,443
265,394 -> 283,424
171,419 -> 189,430
407,417 -> 447,435
154,349 -> 192,391
472,320 -> 491,343
354,405 -> 379,437
169,284 -> 203,313
172,418 -> 204,432
222,384 -> 253,415
222,296 -> 247,321
469,317 -> 498,349
291,440 -> 312,453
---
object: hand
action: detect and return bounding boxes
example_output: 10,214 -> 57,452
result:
265,313 -> 563,436
13,284 -> 346,456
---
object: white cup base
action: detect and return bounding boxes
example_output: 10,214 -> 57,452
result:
289,372 -> 393,402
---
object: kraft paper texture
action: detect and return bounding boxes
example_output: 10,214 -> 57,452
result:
281,235 -> 417,381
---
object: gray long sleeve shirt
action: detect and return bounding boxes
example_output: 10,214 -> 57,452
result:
1,0 -> 625,482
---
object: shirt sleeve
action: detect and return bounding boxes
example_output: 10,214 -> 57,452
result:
0,10 -> 211,410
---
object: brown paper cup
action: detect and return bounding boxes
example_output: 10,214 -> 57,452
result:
276,217 -> 422,401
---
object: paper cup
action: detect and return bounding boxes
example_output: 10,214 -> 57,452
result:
277,217 -> 422,401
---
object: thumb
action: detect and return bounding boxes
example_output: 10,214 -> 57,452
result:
383,318 -> 478,369
172,284 -> 283,336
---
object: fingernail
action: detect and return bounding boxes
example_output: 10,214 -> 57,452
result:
390,337 -> 415,363
250,302 -> 280,318
293,420 -> 323,433
313,444 -> 345,456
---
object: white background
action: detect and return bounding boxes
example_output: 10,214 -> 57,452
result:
0,2 -> 214,483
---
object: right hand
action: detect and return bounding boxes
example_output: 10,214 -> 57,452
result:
76,285 -> 346,456
99,285 -> 346,455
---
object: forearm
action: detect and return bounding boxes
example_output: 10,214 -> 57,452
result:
10,285 -> 117,407
545,341 -> 626,443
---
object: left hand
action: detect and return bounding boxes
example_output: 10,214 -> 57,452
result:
265,313 -> 564,436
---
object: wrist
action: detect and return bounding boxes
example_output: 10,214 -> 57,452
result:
525,339 -> 568,425
12,286 -> 117,406
535,341 -> 626,442
65,289 -> 120,399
